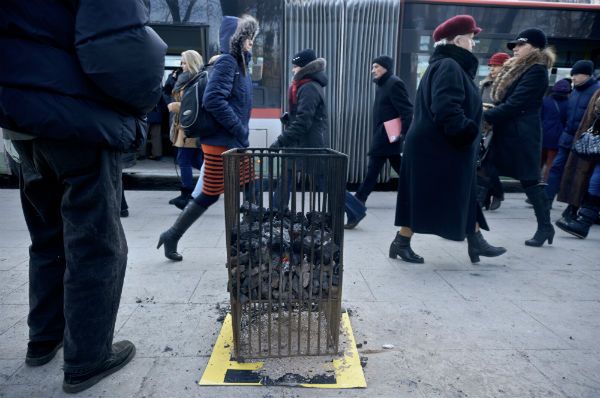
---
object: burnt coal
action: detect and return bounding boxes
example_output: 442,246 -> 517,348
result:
229,201 -> 341,303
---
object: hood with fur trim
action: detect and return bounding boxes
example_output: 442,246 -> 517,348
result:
229,15 -> 259,65
491,48 -> 555,103
293,58 -> 328,87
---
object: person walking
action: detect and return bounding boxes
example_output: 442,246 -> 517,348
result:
158,15 -> 259,261
270,49 -> 367,225
541,79 -> 571,181
0,0 -> 166,393
167,50 -> 205,210
345,55 -> 413,229
478,52 -> 510,211
555,93 -> 600,238
546,60 -> 600,221
484,28 -> 556,246
391,15 -> 506,264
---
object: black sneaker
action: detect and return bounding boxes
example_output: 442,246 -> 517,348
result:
25,340 -> 63,366
63,340 -> 136,394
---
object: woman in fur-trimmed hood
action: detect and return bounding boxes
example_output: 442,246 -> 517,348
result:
484,28 -> 556,247
157,15 -> 260,262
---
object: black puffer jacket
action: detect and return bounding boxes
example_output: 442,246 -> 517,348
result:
0,0 -> 167,151
275,58 -> 329,148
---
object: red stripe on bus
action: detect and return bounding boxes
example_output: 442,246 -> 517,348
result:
251,108 -> 281,119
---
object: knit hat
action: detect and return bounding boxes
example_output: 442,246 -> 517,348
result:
292,49 -> 317,68
372,55 -> 394,71
571,60 -> 594,76
432,15 -> 482,42
488,52 -> 510,67
552,79 -> 572,94
507,28 -> 547,50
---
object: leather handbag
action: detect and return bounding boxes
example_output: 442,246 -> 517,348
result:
572,120 -> 600,161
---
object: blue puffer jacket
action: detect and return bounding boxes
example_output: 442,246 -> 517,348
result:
542,94 -> 568,150
0,0 -> 166,151
558,77 -> 600,148
201,15 -> 258,149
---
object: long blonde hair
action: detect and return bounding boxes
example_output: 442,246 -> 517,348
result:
181,50 -> 204,75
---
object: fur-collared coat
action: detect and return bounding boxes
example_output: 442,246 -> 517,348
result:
484,48 -> 555,181
395,44 -> 488,241
202,15 -> 258,148
275,58 -> 329,148
557,89 -> 600,206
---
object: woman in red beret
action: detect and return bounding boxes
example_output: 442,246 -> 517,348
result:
391,15 -> 506,264
484,28 -> 556,247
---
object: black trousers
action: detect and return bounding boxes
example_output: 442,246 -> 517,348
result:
13,138 -> 127,374
356,155 -> 401,203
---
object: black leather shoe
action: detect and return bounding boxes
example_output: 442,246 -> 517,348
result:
489,197 -> 502,211
467,231 -> 506,263
63,340 -> 136,394
25,340 -> 63,366
389,234 -> 424,264
120,208 -> 129,218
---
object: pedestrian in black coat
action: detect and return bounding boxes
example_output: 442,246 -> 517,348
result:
391,15 -> 506,264
346,55 -> 413,229
0,0 -> 166,392
484,28 -> 556,247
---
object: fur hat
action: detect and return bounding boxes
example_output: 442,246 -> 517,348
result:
292,49 -> 316,68
507,28 -> 547,50
432,15 -> 482,42
488,52 -> 510,67
571,60 -> 594,76
372,55 -> 393,71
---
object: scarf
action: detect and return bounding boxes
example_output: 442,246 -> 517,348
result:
288,78 -> 312,110
491,48 -> 555,103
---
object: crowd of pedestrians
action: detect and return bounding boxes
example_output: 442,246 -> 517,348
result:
1,2 -> 599,394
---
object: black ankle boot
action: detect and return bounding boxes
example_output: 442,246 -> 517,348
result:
389,233 -> 424,264
524,184 -> 555,247
157,201 -> 206,261
466,231 -> 507,263
556,196 -> 600,239
169,187 -> 193,210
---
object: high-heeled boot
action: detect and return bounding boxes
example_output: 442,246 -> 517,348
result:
389,233 -> 424,264
466,231 -> 507,263
524,184 -> 554,247
157,201 -> 206,261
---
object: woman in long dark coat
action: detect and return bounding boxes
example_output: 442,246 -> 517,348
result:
391,15 -> 506,264
484,28 -> 556,246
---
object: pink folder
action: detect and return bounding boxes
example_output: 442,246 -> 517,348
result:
384,118 -> 402,143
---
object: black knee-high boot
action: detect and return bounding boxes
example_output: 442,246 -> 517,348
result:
524,184 -> 554,247
157,201 -> 206,261
389,232 -> 424,264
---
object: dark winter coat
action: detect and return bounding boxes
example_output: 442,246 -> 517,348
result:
369,72 -> 413,156
558,89 -> 600,206
541,94 -> 568,150
558,77 -> 600,149
395,44 -> 487,241
0,0 -> 167,151
201,15 -> 258,149
484,48 -> 554,181
275,58 -> 328,148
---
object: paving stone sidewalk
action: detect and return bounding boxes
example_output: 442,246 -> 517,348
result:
1,189 -> 599,398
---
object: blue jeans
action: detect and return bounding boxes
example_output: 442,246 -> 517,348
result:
589,163 -> 600,196
545,146 -> 570,200
176,147 -> 203,190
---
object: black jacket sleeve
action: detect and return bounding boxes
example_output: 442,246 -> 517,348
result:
75,0 -> 167,116
430,59 -> 478,146
276,83 -> 321,147
390,79 -> 413,134
484,65 -> 547,123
